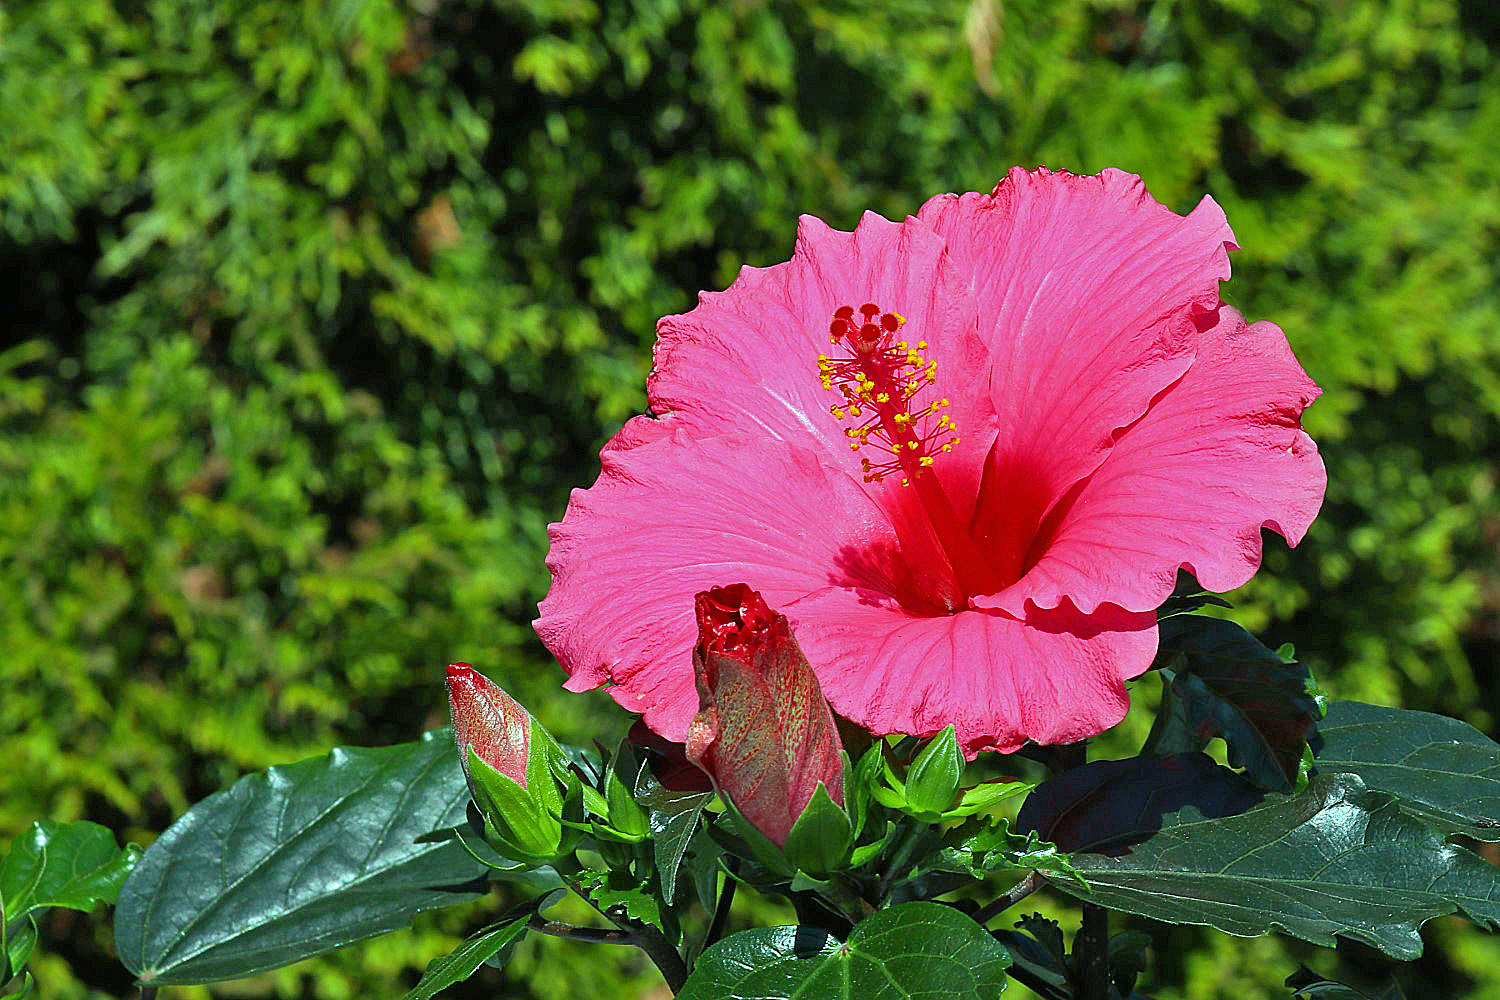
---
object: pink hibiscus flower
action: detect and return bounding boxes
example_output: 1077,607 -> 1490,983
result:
536,167 -> 1325,757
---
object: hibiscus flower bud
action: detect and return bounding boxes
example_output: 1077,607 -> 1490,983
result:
685,585 -> 848,864
445,663 -> 571,865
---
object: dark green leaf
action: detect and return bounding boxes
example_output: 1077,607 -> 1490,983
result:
400,914 -> 530,1000
1016,753 -> 1262,854
1,820 -> 138,917
991,914 -> 1069,1000
1,820 -> 137,980
115,730 -> 488,985
676,901 -> 1009,1000
1054,774 -> 1500,959
635,765 -> 710,904
1313,701 -> 1500,839
1156,572 -> 1233,618
1108,930 -> 1152,997
1150,616 -> 1320,792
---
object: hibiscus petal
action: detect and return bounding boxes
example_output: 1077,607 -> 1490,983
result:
918,168 -> 1236,587
649,210 -> 997,524
535,428 -> 911,741
783,588 -> 1158,756
988,307 -> 1326,615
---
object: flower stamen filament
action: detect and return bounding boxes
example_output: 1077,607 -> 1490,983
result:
820,303 -> 1003,597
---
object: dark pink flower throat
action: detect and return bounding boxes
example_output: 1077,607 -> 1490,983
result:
820,304 -> 1003,601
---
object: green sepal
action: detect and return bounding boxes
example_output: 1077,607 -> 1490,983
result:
844,745 -> 884,837
869,753 -> 909,810
467,747 -> 565,864
942,778 -> 1032,820
599,754 -> 651,843
904,726 -> 962,815
711,798 -> 794,877
849,819 -> 897,867
788,870 -> 833,893
782,783 -> 853,877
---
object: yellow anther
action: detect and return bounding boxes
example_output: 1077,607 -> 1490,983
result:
850,442 -> 860,450
849,405 -> 862,417
896,341 -> 908,350
845,428 -> 858,438
895,314 -> 907,325
919,456 -> 935,467
916,339 -> 927,349
876,392 -> 890,403
941,443 -> 954,453
894,412 -> 911,425
831,406 -> 846,419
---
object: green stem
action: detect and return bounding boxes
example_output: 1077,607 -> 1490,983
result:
876,824 -> 928,902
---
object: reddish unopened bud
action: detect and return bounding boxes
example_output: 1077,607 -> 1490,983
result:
685,585 -> 844,847
446,662 -> 530,789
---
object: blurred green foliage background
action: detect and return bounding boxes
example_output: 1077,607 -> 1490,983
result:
1,0 -> 1497,996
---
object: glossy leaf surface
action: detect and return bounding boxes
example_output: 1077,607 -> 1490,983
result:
1,820 -> 137,918
1313,700 -> 1500,839
1054,774 -> 1500,959
2,820 -> 137,980
115,731 -> 487,985
676,902 -> 1008,1000
634,763 -> 710,904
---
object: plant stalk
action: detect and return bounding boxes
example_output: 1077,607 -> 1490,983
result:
1075,902 -> 1111,1000
972,869 -> 1045,926
563,874 -> 688,993
528,916 -> 633,944
704,858 -> 739,948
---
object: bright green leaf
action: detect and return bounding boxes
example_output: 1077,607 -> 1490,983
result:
677,902 -> 1009,1000
0,820 -> 138,918
400,914 -> 530,1000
